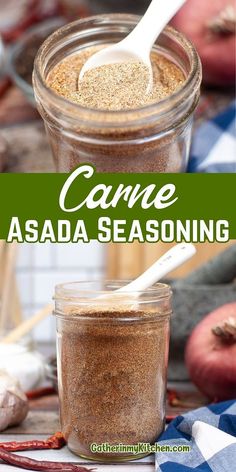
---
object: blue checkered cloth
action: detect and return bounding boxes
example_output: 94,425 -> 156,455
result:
155,400 -> 236,471
188,101 -> 236,173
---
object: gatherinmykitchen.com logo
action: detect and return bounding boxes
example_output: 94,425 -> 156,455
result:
90,442 -> 191,455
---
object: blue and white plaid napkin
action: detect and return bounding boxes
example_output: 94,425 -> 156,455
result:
156,400 -> 236,471
188,101 -> 236,173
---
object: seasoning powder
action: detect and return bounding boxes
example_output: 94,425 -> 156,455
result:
45,46 -> 189,173
48,46 -> 185,111
58,306 -> 169,460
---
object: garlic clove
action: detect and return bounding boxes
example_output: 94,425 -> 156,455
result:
0,369 -> 28,431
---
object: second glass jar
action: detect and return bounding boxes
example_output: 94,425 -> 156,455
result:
54,280 -> 172,461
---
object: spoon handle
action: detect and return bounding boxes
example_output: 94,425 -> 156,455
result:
116,243 -> 196,293
124,0 -> 186,54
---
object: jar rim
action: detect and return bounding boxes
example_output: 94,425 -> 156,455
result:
54,280 -> 172,323
54,280 -> 171,299
33,13 -> 202,130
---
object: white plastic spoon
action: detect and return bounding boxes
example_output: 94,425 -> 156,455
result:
115,243 -> 196,295
99,243 -> 196,303
79,0 -> 186,89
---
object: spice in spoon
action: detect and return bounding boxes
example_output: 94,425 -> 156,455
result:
48,46 -> 185,111
77,61 -> 151,110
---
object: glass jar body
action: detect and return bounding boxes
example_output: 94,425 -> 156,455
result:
54,281 -> 172,461
33,15 -> 202,173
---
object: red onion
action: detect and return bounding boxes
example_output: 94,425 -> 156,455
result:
185,302 -> 236,400
171,0 -> 235,86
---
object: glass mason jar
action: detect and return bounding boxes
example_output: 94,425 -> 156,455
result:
54,280 -> 172,461
33,14 -> 202,173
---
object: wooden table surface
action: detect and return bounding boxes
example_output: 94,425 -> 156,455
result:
0,385 -> 206,472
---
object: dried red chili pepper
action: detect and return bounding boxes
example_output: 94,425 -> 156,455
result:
167,389 -> 202,409
0,78 -> 11,98
167,389 -> 180,406
26,387 -> 56,400
0,432 -> 65,452
166,415 -> 176,423
0,449 -> 95,471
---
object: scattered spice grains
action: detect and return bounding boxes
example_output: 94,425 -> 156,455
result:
47,46 -> 185,111
58,305 -> 170,460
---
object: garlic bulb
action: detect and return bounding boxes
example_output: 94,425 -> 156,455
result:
0,343 -> 46,392
0,369 -> 28,431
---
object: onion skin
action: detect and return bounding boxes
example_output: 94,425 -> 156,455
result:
185,302 -> 236,400
171,0 -> 235,86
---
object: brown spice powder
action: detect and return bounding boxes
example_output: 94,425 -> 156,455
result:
58,306 -> 169,460
42,46 -> 194,173
47,46 -> 185,111
75,62 -> 151,110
